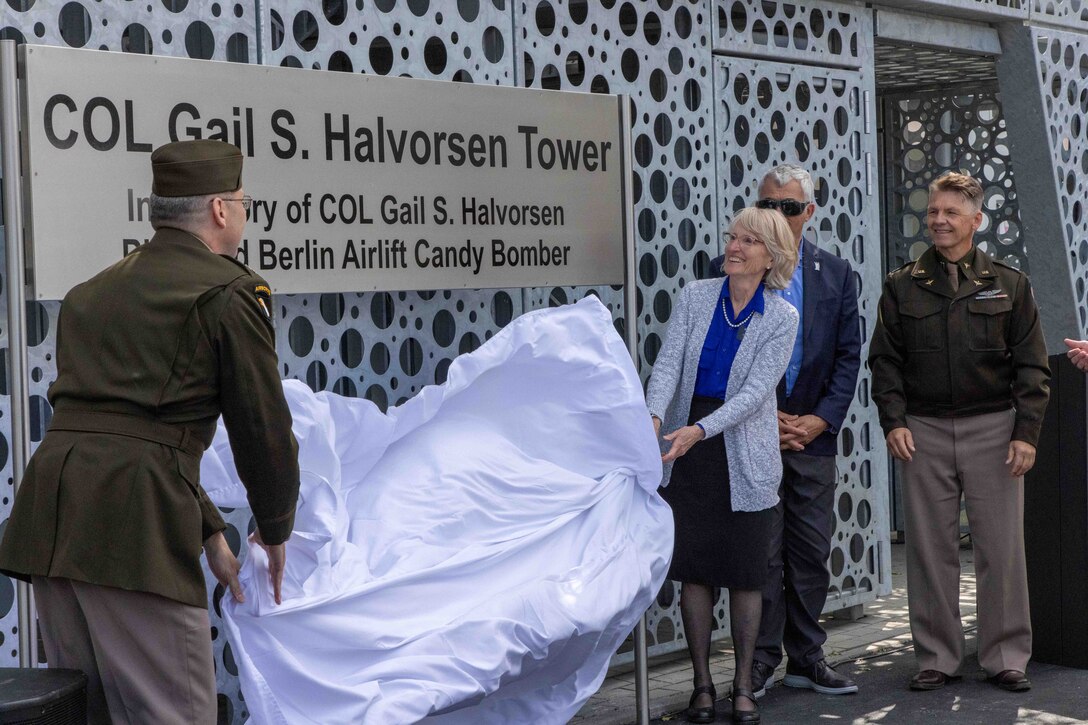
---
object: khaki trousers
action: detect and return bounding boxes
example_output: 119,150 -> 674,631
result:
902,410 -> 1031,676
32,576 -> 216,725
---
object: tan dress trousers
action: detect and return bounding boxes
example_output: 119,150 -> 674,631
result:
32,576 -> 216,725
902,410 -> 1032,676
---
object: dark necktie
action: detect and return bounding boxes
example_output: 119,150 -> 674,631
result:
946,261 -> 959,292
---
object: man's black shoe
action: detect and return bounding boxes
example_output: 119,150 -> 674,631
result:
987,670 -> 1031,692
750,661 -> 775,699
783,659 -> 859,695
909,669 -> 960,691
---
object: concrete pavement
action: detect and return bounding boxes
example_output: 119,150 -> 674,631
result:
571,543 -> 1088,724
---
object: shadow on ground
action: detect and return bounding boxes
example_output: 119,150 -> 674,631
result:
653,647 -> 1088,724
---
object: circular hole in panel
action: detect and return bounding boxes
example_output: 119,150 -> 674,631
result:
306,361 -> 328,391
838,492 -> 853,522
399,338 -> 424,376
424,36 -> 447,73
122,23 -> 153,54
491,291 -> 513,326
660,246 -> 680,278
649,68 -> 668,102
618,2 -> 638,36
730,1 -> 747,33
329,49 -> 353,72
678,218 -> 696,252
639,253 -> 658,286
339,328 -> 364,368
292,10 -> 319,51
621,48 -> 640,82
653,290 -> 671,323
649,170 -> 668,203
644,11 -> 661,45
59,2 -> 91,47
369,36 -> 394,74
226,33 -> 250,63
458,0 -> 480,22
323,0 -> 347,24
569,0 -> 588,24
535,1 -> 555,35
903,148 -> 926,173
565,50 -> 585,85
482,26 -> 504,63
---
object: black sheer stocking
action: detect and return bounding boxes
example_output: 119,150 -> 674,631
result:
679,582 -> 716,709
729,588 -> 762,713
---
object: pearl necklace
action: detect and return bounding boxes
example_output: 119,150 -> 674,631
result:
721,297 -> 755,329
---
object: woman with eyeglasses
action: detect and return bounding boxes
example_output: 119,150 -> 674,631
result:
646,207 -> 799,724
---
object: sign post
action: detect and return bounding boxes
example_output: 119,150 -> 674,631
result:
0,39 -> 36,670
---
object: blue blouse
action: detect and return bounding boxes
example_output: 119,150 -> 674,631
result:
693,279 -> 766,400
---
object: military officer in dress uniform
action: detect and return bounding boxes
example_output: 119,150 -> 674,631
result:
0,140 -> 300,724
869,172 -> 1049,694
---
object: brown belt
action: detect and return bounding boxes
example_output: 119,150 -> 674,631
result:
47,410 -> 205,457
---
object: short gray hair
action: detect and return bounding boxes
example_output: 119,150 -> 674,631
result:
149,193 -> 212,229
761,163 -> 814,202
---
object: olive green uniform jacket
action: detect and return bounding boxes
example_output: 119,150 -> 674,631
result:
0,228 -> 299,608
868,245 -> 1050,447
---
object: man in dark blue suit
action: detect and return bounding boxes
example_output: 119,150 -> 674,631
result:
709,164 -> 862,697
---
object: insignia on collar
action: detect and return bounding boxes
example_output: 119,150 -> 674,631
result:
254,285 -> 272,319
973,279 -> 984,286
925,279 -> 935,285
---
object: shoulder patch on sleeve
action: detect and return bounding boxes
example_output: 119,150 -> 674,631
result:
254,284 -> 272,319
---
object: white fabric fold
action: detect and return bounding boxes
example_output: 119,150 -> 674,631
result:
201,296 -> 673,724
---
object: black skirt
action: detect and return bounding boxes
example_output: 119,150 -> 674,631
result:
659,395 -> 774,590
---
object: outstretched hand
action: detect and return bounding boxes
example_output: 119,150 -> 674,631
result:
1064,338 -> 1088,372
251,528 -> 287,605
661,424 -> 705,463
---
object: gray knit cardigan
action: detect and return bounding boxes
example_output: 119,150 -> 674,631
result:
645,278 -> 799,512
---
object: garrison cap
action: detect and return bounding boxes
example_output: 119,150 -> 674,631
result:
151,139 -> 243,197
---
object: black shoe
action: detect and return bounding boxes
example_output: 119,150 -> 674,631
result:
729,687 -> 760,724
987,669 -> 1031,692
750,661 -> 775,699
783,659 -> 859,695
685,684 -> 717,723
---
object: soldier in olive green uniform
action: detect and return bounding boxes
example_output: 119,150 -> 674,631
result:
869,173 -> 1049,694
0,140 -> 299,724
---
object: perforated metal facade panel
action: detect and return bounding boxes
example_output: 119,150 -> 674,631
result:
1029,26 -> 1088,329
713,0 -> 873,68
882,88 -> 1026,272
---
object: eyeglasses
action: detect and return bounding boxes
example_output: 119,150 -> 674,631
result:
755,198 -> 809,217
726,233 -> 765,248
218,195 -> 253,212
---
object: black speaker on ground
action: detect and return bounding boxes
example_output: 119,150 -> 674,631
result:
1025,352 -> 1088,668
0,668 -> 86,724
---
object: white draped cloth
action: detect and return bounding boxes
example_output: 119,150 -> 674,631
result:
200,297 -> 673,724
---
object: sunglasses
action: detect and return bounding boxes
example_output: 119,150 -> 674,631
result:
755,198 -> 809,217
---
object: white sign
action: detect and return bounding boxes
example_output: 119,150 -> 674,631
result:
19,45 -> 629,299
